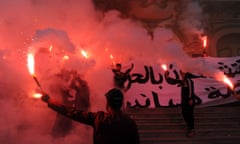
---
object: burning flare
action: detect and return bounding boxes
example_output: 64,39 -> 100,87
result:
27,53 -> 35,75
33,93 -> 42,99
222,75 -> 234,90
63,55 -> 69,60
110,54 -> 114,60
81,49 -> 88,58
161,64 -> 167,71
49,45 -> 53,52
27,53 -> 43,98
109,54 -> 116,65
202,36 -> 207,48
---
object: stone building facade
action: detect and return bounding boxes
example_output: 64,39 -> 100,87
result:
92,0 -> 240,57
201,0 -> 240,57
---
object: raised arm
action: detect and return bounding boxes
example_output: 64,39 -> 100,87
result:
41,94 -> 96,126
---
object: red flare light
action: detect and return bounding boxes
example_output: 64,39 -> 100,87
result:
109,54 -> 116,65
49,45 -> 53,52
63,55 -> 69,60
222,75 -> 234,90
27,53 -> 42,90
161,64 -> 167,71
27,53 -> 35,75
202,36 -> 207,48
110,54 -> 114,60
33,93 -> 42,99
81,49 -> 88,58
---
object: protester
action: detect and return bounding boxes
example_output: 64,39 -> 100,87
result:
233,87 -> 240,100
112,63 -> 134,90
41,88 -> 140,144
234,93 -> 240,100
165,70 -> 200,137
50,69 -> 90,137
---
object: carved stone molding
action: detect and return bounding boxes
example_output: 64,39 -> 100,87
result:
202,1 -> 240,20
92,0 -> 240,57
200,1 -> 240,56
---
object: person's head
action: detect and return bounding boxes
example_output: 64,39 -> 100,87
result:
115,63 -> 122,71
105,88 -> 123,110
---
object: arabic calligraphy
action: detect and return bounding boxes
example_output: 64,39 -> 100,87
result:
218,59 -> 240,77
123,62 -> 238,108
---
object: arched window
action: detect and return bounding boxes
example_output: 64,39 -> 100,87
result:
217,33 -> 240,57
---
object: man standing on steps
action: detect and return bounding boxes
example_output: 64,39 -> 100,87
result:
165,70 -> 200,137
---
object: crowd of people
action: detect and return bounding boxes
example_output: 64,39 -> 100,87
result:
36,64 -> 240,143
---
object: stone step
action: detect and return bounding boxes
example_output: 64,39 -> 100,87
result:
126,104 -> 240,144
134,117 -> 240,123
138,123 -> 240,130
130,111 -> 240,117
127,106 -> 240,114
139,129 -> 240,137
140,136 -> 240,144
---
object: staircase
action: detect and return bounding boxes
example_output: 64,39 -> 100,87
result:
126,103 -> 240,144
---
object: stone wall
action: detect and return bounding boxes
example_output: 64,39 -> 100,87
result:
92,0 -> 240,57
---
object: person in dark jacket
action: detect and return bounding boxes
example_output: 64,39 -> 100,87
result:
165,70 -> 198,137
41,88 -> 140,144
233,83 -> 240,100
112,63 -> 134,90
234,91 -> 240,100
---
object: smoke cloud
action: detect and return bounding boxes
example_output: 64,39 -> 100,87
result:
0,0 -> 219,143
178,0 -> 205,39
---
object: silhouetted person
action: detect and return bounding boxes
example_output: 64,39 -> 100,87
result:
233,83 -> 240,100
165,70 -> 199,137
234,92 -> 240,100
51,69 -> 90,138
41,88 -> 140,144
112,63 -> 134,90
51,69 -> 73,138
